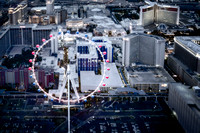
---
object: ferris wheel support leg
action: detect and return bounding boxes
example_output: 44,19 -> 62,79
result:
67,71 -> 70,133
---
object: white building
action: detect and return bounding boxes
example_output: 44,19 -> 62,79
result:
124,66 -> 175,92
85,7 -> 126,37
46,0 -> 54,15
49,67 -> 67,99
29,0 -> 67,25
49,64 -> 79,101
139,2 -> 180,26
50,30 -> 59,54
66,18 -> 85,31
80,63 -> 124,92
122,33 -> 165,67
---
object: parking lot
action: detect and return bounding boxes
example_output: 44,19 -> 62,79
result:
71,98 -> 184,133
0,96 -> 184,133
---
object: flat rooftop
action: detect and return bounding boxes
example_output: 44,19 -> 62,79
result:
8,46 -> 26,57
91,37 -> 112,49
143,0 -> 179,8
36,49 -> 63,70
77,43 -> 98,59
69,64 -> 79,89
124,33 -> 164,41
80,63 -> 124,92
85,15 -> 126,34
126,66 -> 174,84
31,6 -> 61,11
68,47 -> 75,61
8,24 -> 56,30
9,24 -> 35,29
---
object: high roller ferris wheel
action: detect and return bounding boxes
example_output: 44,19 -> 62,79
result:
28,30 -> 111,132
29,30 -> 111,103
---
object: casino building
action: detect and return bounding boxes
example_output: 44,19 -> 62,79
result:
122,33 -> 165,67
139,2 -> 180,26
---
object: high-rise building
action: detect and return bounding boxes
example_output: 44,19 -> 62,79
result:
14,68 -> 20,86
8,25 -> 53,47
0,70 -> 5,87
2,68 -> 30,89
0,24 -> 57,58
33,69 -> 54,89
167,36 -> 200,87
29,1 -> 67,25
32,25 -> 52,47
45,70 -> 54,87
8,1 -> 27,25
122,33 -> 165,67
23,68 -> 29,89
140,5 -> 154,26
46,0 -> 54,15
10,25 -> 32,46
78,6 -> 85,18
174,36 -> 200,73
168,83 -> 200,133
139,2 -> 179,26
155,4 -> 179,25
50,31 -> 58,54
0,28 -> 10,57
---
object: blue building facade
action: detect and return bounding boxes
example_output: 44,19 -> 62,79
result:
97,46 -> 107,60
9,26 -> 52,47
92,38 -> 113,62
77,42 -> 99,75
33,29 -> 51,48
4,26 -> 52,47
0,25 -> 53,59
77,58 -> 98,75
10,27 -> 32,46
77,46 -> 89,54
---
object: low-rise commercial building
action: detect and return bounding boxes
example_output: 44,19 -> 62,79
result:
80,63 -> 124,92
124,66 -> 175,93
